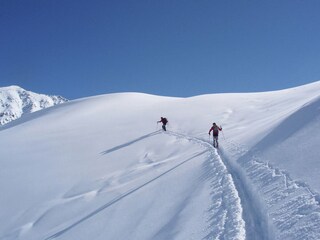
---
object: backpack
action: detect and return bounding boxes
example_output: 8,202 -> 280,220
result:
162,118 -> 168,124
212,126 -> 219,135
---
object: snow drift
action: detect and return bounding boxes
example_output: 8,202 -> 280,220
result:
0,81 -> 319,240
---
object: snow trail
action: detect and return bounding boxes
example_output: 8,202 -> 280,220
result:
224,140 -> 320,240
41,131 -> 247,240
166,131 -> 246,240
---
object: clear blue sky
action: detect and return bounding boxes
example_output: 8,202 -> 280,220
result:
1,0 -> 320,99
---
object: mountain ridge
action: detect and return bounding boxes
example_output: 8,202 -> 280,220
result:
0,86 -> 68,125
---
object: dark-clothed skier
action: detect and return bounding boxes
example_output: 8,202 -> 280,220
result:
208,123 -> 222,148
158,117 -> 168,131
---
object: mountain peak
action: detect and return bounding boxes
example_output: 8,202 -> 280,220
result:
0,85 -> 25,91
0,86 -> 68,125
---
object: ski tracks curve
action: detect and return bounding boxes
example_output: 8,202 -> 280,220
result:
43,130 -> 248,240
45,131 -> 255,240
223,139 -> 320,240
166,131 -> 247,240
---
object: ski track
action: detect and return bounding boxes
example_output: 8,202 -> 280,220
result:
223,140 -> 320,240
41,130 -> 247,240
166,131 -> 246,240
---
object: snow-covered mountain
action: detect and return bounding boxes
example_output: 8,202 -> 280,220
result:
0,81 -> 319,240
0,86 -> 67,125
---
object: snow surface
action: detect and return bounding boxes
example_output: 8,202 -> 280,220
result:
0,81 -> 319,239
0,85 -> 67,125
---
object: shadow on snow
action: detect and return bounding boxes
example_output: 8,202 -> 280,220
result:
100,131 -> 162,155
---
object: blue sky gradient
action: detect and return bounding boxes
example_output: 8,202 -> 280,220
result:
1,0 -> 320,99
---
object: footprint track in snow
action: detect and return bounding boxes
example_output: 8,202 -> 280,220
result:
223,140 -> 320,239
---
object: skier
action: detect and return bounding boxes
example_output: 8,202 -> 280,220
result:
157,117 -> 168,131
208,123 -> 222,148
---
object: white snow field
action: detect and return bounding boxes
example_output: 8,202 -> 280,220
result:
0,81 -> 319,240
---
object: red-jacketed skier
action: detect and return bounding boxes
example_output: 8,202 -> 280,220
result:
208,123 -> 222,148
158,117 -> 168,131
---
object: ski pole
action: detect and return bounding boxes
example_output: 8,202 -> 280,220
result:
221,129 -> 226,140
209,134 -> 213,146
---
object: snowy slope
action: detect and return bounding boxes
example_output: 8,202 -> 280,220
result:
0,81 -> 319,240
0,86 -> 67,125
